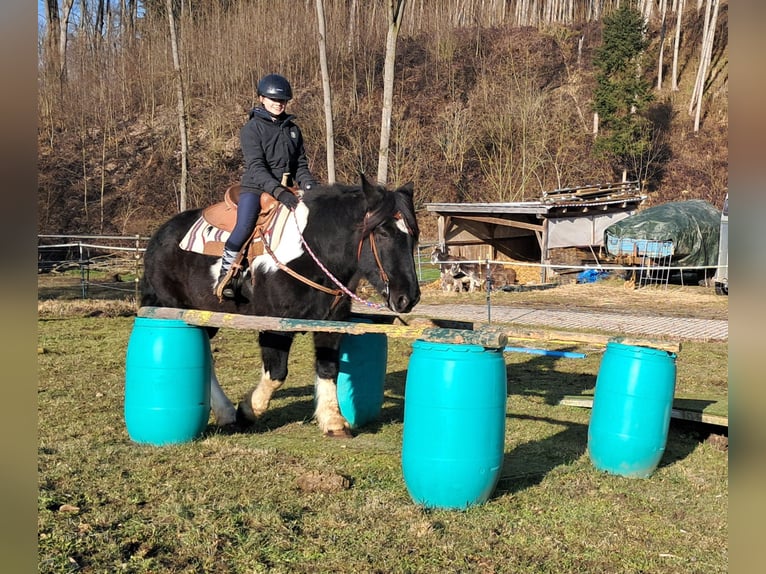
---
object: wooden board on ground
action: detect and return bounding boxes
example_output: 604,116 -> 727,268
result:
558,394 -> 728,427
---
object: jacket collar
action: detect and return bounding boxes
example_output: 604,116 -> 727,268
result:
249,106 -> 294,125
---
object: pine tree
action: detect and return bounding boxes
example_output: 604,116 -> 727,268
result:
592,4 -> 654,180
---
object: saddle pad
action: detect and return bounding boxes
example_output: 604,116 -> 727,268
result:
178,204 -> 302,259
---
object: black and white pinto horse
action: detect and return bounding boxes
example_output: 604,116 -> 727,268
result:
141,175 -> 421,437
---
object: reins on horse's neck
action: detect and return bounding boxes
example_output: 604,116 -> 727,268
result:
290,208 -> 390,311
255,227 -> 344,301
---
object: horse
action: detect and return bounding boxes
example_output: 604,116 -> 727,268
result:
140,174 -> 421,438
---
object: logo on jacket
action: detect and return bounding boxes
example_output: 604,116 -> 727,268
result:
290,129 -> 297,139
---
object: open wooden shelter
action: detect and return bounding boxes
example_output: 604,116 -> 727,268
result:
425,181 -> 647,282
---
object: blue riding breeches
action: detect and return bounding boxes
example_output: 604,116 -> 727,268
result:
224,190 -> 262,252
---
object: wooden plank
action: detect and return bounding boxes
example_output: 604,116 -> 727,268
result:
137,306 -> 508,348
503,326 -> 682,354
353,313 -> 681,353
558,395 -> 728,427
449,214 -> 545,232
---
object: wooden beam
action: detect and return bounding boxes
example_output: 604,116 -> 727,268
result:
137,306 -> 509,348
450,214 -> 544,232
503,325 -> 682,354
559,395 -> 728,427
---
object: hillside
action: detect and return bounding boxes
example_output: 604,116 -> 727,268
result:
37,11 -> 727,240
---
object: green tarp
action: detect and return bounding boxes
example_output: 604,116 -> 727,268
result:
604,199 -> 721,267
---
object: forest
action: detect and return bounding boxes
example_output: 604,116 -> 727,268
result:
37,0 -> 728,238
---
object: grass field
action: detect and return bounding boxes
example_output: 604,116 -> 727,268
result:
37,282 -> 728,573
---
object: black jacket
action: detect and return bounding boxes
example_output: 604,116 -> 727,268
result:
239,107 -> 317,196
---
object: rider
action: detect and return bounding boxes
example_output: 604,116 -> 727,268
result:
215,73 -> 318,299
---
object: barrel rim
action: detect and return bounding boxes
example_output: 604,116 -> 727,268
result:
412,339 -> 502,353
605,341 -> 677,359
132,317 -> 200,329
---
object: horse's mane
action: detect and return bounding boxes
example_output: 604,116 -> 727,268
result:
360,183 -> 419,241
304,180 -> 420,241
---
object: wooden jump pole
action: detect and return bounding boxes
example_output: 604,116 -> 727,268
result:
355,314 -> 682,354
137,307 -> 509,348
502,325 -> 681,354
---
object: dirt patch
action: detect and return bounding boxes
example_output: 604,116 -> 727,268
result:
295,471 -> 353,493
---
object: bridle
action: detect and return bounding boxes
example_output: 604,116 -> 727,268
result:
357,212 -> 392,301
258,206 -> 409,311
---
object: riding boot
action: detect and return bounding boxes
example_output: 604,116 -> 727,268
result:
214,248 -> 239,300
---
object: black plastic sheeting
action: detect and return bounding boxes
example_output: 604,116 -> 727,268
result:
604,199 -> 721,267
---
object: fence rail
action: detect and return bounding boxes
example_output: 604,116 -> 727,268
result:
38,234 -> 149,299
38,235 -> 725,301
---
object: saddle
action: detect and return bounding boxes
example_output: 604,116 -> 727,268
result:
200,183 -> 281,261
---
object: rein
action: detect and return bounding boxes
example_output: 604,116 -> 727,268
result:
256,226 -> 342,299
287,206 -> 391,311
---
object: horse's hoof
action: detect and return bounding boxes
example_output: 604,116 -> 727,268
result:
324,427 -> 354,439
236,401 -> 257,425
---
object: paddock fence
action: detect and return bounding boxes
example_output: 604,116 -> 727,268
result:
37,235 -> 725,302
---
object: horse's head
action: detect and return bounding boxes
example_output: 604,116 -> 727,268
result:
357,175 -> 421,314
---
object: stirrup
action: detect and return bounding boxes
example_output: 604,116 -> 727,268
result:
215,268 -> 238,300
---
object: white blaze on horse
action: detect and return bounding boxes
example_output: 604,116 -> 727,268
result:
141,174 -> 421,438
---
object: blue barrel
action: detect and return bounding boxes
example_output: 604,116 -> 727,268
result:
124,317 -> 211,445
402,341 -> 507,509
588,342 -> 677,478
336,321 -> 388,429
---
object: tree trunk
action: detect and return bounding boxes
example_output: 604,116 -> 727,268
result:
671,0 -> 684,91
44,0 -> 60,77
693,0 -> 719,132
315,0 -> 336,184
656,0 -> 667,90
377,0 -> 408,186
58,0 -> 75,82
166,0 -> 189,211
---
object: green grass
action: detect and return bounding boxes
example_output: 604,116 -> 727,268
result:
37,306 -> 727,573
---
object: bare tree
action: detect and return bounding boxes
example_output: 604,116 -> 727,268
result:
42,0 -> 61,77
671,0 -> 685,91
56,0 -> 76,82
166,0 -> 189,211
377,0 -> 408,186
656,0 -> 668,90
689,0 -> 720,131
694,0 -> 720,132
315,0 -> 336,183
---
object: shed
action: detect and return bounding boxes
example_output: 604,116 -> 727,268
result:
425,181 -> 646,282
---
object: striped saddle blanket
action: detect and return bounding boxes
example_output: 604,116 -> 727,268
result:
178,203 -> 296,259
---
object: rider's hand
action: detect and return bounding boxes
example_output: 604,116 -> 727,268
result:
274,187 -> 299,209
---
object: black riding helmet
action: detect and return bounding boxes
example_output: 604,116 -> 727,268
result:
257,74 -> 292,101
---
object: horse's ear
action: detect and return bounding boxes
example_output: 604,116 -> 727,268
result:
360,172 -> 384,205
397,181 -> 415,199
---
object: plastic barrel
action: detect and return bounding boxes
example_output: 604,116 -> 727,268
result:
336,320 -> 388,429
588,342 -> 677,478
402,340 -> 507,509
124,317 -> 211,445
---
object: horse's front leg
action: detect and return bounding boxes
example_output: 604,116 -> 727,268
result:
236,331 -> 294,424
313,331 -> 352,438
